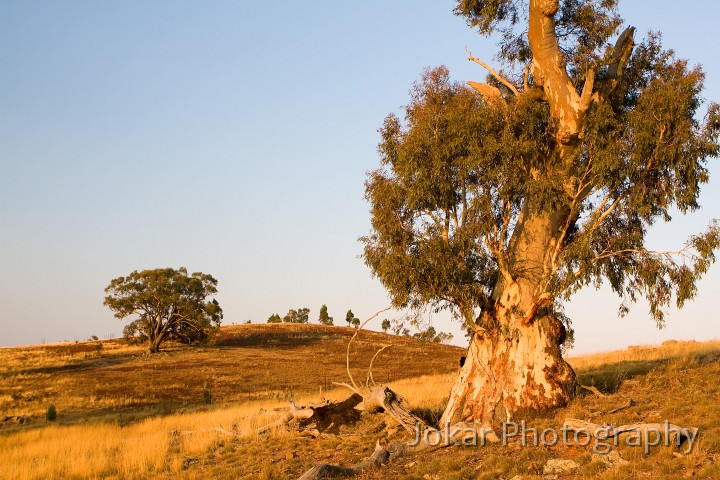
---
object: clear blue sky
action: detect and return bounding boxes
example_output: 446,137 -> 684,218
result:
1,1 -> 718,353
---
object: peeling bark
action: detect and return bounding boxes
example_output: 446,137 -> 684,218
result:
441,312 -> 575,428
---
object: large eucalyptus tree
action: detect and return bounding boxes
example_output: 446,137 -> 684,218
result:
363,0 -> 720,427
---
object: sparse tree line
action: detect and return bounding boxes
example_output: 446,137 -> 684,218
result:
103,269 -> 455,352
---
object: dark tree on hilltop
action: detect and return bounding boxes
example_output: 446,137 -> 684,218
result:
413,326 -> 454,344
318,304 -> 334,325
104,267 -> 223,353
345,309 -> 359,327
283,308 -> 310,323
267,313 -> 282,323
363,0 -> 720,426
381,319 -> 391,333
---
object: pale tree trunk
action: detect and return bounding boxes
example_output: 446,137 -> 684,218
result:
440,0 -> 614,426
440,310 -> 575,427
441,200 -> 577,426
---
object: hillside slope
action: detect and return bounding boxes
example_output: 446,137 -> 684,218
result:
4,329 -> 719,479
0,323 -> 463,429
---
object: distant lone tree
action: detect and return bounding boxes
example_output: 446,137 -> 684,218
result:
104,267 -> 222,353
318,304 -> 334,325
381,319 -> 391,333
267,314 -> 282,323
345,309 -> 359,327
283,308 -> 310,323
363,0 -> 720,427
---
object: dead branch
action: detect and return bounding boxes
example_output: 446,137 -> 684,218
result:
580,385 -> 607,398
563,418 -> 699,445
256,395 -> 362,436
366,345 -> 391,388
608,398 -> 636,414
176,426 -> 236,436
467,81 -> 505,105
362,386 -> 428,433
342,306 -> 392,395
297,306 -> 498,478
466,49 -> 519,96
297,409 -> 499,478
606,26 -> 636,81
298,440 -> 389,480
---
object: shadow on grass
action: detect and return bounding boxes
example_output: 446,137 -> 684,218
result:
1,353 -> 133,379
576,358 -> 670,394
215,332 -> 344,349
411,407 -> 446,428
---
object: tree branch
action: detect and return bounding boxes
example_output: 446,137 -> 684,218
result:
466,49 -> 520,96
467,81 -> 505,105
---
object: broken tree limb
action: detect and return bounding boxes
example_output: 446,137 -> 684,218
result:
297,420 -> 497,478
365,345 -> 391,388
298,440 -> 389,480
297,384 -> 499,478
563,418 -> 699,446
175,426 -> 236,436
298,310 -> 499,478
256,395 -> 363,436
608,398 -> 636,414
342,306 -> 392,395
580,385 -> 607,397
466,49 -> 519,96
467,81 -> 505,105
362,386 -> 427,433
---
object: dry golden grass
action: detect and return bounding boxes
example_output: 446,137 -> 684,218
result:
0,370 -> 458,479
0,323 -> 463,429
568,338 -> 720,370
2,328 -> 719,479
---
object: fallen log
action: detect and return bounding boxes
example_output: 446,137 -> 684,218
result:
296,385 -> 498,479
563,418 -> 699,446
298,440 -> 389,480
257,394 -> 363,436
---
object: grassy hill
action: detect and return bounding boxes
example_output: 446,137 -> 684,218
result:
1,325 -> 719,479
0,323 -> 464,429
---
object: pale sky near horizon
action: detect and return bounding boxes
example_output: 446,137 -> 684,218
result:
1,1 -> 718,354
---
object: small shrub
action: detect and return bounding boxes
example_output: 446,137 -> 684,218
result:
46,405 -> 57,421
202,390 -> 213,405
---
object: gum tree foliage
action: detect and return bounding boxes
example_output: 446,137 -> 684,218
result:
413,326 -> 455,344
318,304 -> 334,325
267,313 -> 282,323
104,267 -> 223,353
365,5 -> 720,332
362,0 -> 720,423
345,309 -> 359,327
283,308 -> 310,323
